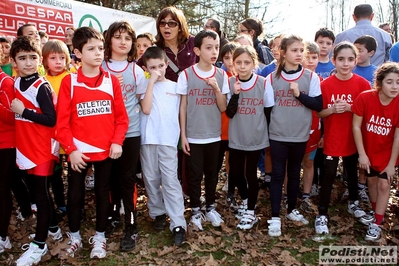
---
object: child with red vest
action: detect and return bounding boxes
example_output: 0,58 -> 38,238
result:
56,27 -> 128,259
10,36 -> 61,266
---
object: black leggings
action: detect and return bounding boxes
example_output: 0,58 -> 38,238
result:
228,148 -> 262,210
318,153 -> 358,215
109,137 -> 140,230
49,155 -> 66,208
32,174 -> 58,243
68,158 -> 112,233
0,148 -> 15,238
270,140 -> 307,217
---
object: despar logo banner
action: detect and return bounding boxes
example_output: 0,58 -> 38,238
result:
0,0 -> 156,41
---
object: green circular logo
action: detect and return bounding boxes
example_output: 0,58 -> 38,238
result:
78,15 -> 103,32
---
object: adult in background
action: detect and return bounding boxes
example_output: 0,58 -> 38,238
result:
204,18 -> 229,63
238,18 -> 274,66
334,4 -> 392,66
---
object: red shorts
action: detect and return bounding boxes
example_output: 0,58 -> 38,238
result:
27,160 -> 54,176
305,129 -> 321,154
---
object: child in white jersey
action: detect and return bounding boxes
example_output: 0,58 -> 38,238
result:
177,30 -> 229,231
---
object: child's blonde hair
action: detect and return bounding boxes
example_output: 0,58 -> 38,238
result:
41,40 -> 71,71
304,41 -> 320,56
233,35 -> 253,46
233,45 -> 258,66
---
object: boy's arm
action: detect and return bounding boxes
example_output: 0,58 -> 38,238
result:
56,74 -> 77,154
352,113 -> 370,173
110,75 -> 129,146
0,75 -> 15,125
179,95 -> 190,156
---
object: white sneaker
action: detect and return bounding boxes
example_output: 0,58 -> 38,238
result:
286,209 -> 309,224
30,204 -> 37,213
310,184 -> 319,197
237,211 -> 258,230
85,174 -> 95,190
365,223 -> 381,241
89,234 -> 107,259
358,188 -> 370,203
348,200 -> 374,225
29,227 -> 63,242
66,233 -> 83,257
235,203 -> 247,219
0,236 -> 12,253
190,212 -> 206,231
206,209 -> 224,227
267,217 -> 281,237
16,242 -> 47,266
315,215 -> 329,234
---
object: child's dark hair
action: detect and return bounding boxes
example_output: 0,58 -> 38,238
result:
239,18 -> 264,41
314,27 -> 335,42
39,31 -> 48,39
332,41 -> 358,60
137,32 -> 155,44
72,26 -> 104,53
10,36 -> 41,59
275,35 -> 303,79
354,35 -> 377,53
194,30 -> 218,48
373,62 -> 399,91
17,24 -> 36,36
233,45 -> 258,66
220,42 -> 239,59
142,46 -> 167,66
104,20 -> 137,62
0,37 -> 11,44
42,40 -> 71,71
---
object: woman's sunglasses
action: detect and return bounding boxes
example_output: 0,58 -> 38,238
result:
159,20 -> 179,28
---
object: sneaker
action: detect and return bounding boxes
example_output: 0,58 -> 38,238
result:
235,203 -> 247,219
189,212 -> 206,231
342,188 -> 349,200
315,215 -> 329,234
267,217 -> 281,237
15,242 -> 48,266
85,174 -> 95,190
258,172 -> 266,181
300,197 -> 315,213
104,217 -> 121,238
286,209 -> 309,224
206,209 -> 224,227
89,234 -> 107,259
237,211 -> 258,230
154,214 -> 167,231
358,188 -> 370,203
30,204 -> 37,213
226,195 -> 239,212
365,223 -> 381,241
310,184 -> 319,197
66,233 -> 82,257
0,236 -> 12,253
120,229 -> 139,252
348,201 -> 373,225
172,226 -> 186,246
264,174 -> 271,183
29,227 -> 63,242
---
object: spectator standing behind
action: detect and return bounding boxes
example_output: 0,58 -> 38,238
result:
204,18 -> 229,63
314,28 -> 335,79
238,18 -> 274,66
39,31 -> 48,49
353,35 -> 377,85
136,33 -> 155,59
334,4 -> 392,66
0,37 -> 13,77
379,22 -> 395,43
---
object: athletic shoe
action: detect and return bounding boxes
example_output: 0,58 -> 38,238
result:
189,212 -> 206,231
286,209 -> 309,224
310,184 -> 319,197
267,217 -> 281,237
154,214 -> 167,231
365,223 -> 381,241
237,211 -> 258,230
173,226 -> 186,246
226,195 -> 239,212
104,217 -> 121,238
0,236 -> 11,253
66,233 -> 82,257
300,197 -> 315,213
264,174 -> 271,183
358,188 -> 370,203
120,229 -> 139,252
341,188 -> 349,200
258,172 -> 266,181
89,234 -> 107,259
235,203 -> 247,219
85,174 -> 95,190
348,201 -> 373,225
15,242 -> 48,266
206,209 -> 224,227
30,204 -> 37,213
29,228 -> 63,242
315,215 -> 329,234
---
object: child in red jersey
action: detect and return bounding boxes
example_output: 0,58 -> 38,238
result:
315,42 -> 373,236
0,45 -> 15,255
352,62 -> 399,241
10,36 -> 61,266
56,27 -> 128,259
